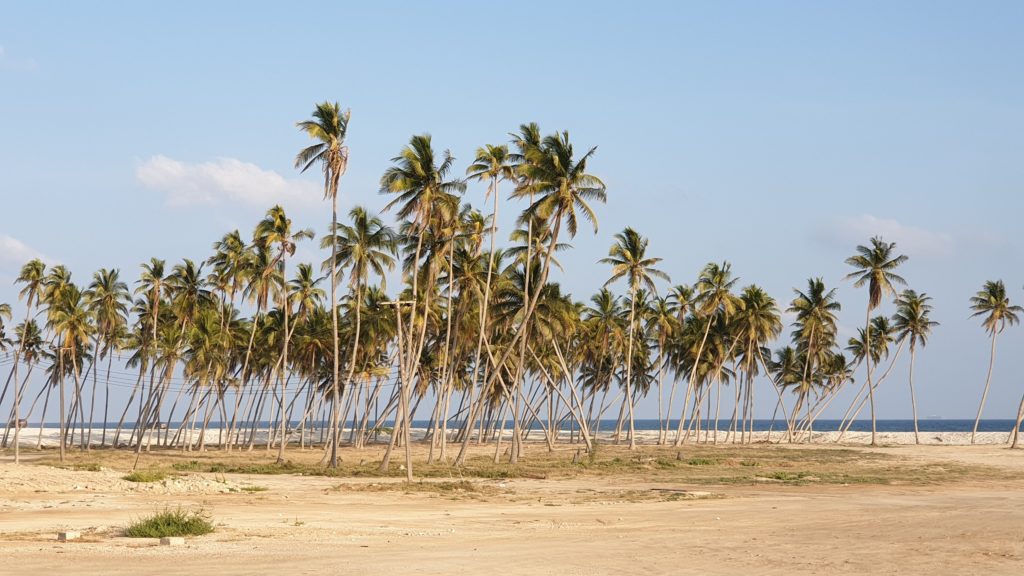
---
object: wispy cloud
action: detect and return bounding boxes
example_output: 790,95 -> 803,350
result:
136,155 -> 322,209
817,214 -> 955,258
0,45 -> 39,72
0,234 -> 49,266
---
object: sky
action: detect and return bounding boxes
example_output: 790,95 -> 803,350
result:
1,1 -> 1023,420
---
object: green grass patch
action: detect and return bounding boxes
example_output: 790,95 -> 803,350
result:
686,458 -> 719,466
238,485 -> 269,493
122,470 -> 167,483
171,460 -> 203,472
123,507 -> 214,538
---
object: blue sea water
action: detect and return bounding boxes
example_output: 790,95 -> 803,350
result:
31,418 -> 1022,432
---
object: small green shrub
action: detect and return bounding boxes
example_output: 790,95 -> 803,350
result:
122,470 -> 167,483
171,460 -> 202,472
238,485 -> 269,493
686,458 -> 718,466
123,507 -> 214,538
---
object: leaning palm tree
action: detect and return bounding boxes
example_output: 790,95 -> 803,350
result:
674,262 -> 740,446
968,280 -> 1021,444
844,236 -> 907,446
295,101 -> 350,468
7,259 -> 45,463
600,227 -> 668,449
380,133 -> 465,478
788,278 -> 841,442
254,205 -> 314,462
892,290 -> 938,444
47,285 -> 94,462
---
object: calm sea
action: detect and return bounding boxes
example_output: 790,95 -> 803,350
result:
34,419 -> 1021,432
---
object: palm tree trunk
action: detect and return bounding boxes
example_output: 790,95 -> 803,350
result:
624,286 -> 638,450
329,194 -> 341,467
58,342 -> 67,459
756,347 -> 791,442
971,331 -> 998,444
1009,392 -> 1024,449
674,316 -> 713,446
36,381 -> 52,449
277,252 -> 291,463
456,179 -> 501,466
908,342 -> 920,445
864,306 -> 878,446
12,352 -> 21,463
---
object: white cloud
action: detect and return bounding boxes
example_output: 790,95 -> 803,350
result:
820,214 -> 955,258
0,235 -> 48,266
136,155 -> 322,209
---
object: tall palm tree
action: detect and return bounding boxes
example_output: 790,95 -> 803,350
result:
845,236 -> 907,446
295,101 -> 350,468
320,206 -> 396,463
464,144 -> 514,455
7,259 -> 45,463
674,262 -> 740,446
47,285 -> 93,462
600,227 -> 668,449
254,205 -> 314,462
646,295 -> 679,443
968,280 -> 1021,444
85,268 -> 130,447
788,278 -> 841,441
733,285 -> 782,443
481,130 -> 606,440
892,290 -> 937,444
381,134 -> 464,478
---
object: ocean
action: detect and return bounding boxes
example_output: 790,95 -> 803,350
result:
28,418 -> 1022,432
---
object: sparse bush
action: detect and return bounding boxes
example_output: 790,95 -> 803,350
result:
122,470 -> 167,483
686,458 -> 718,466
123,507 -> 214,538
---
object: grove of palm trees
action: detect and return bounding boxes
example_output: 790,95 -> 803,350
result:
2,103 -> 1022,480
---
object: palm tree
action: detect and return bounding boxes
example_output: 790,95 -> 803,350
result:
6,259 -> 45,463
892,290 -> 938,444
47,285 -> 93,462
845,236 -> 907,446
295,101 -> 350,468
674,262 -> 740,446
320,206 -> 396,463
646,295 -> 679,443
477,130 -> 606,454
968,280 -> 1021,444
788,278 -> 841,441
85,268 -> 130,447
463,144 -> 514,457
600,227 -> 668,449
254,205 -> 314,462
381,134 -> 464,477
733,285 -> 782,443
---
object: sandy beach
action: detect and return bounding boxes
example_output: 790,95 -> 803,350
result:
6,426 -> 1019,448
2,440 -> 1023,575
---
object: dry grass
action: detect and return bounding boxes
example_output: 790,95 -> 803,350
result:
26,441 -> 1011,487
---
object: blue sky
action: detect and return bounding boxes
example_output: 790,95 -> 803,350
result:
1,1 -> 1023,419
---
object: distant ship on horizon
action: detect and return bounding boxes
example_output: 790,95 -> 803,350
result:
925,415 -> 944,420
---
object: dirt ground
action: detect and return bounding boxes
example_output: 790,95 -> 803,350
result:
1,443 -> 1023,575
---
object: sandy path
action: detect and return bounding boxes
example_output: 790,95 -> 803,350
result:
2,447 -> 1023,575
